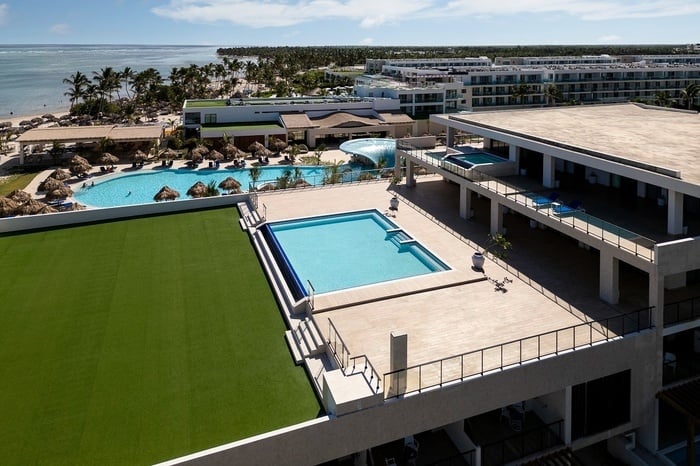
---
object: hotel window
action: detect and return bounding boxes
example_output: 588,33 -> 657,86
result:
204,114 -> 217,124
572,370 -> 631,440
184,112 -> 201,125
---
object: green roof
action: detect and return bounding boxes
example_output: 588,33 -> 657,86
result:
184,99 -> 229,108
0,208 -> 319,465
202,122 -> 284,132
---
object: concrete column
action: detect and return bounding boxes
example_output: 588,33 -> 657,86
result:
446,127 -> 455,148
483,137 -> 491,149
667,190 -> 684,235
563,386 -> 572,444
19,144 -> 25,165
599,249 -> 620,304
542,154 -> 556,188
394,149 -> 402,182
405,159 -> 416,187
508,144 -> 520,163
636,181 -> 646,198
389,331 -> 408,397
490,200 -> 504,236
459,184 -> 473,219
264,134 -> 269,147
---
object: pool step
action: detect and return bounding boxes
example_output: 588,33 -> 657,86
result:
386,229 -> 416,250
286,318 -> 325,364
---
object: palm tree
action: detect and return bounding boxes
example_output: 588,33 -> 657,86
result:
654,91 -> 670,107
543,84 -> 562,106
121,66 -> 136,100
511,83 -> 531,105
63,71 -> 89,110
680,83 -> 699,110
249,165 -> 261,190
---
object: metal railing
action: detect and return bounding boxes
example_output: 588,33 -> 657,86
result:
664,296 -> 700,327
327,319 -> 382,393
424,449 -> 476,466
383,307 -> 653,398
481,420 -> 564,466
396,143 -> 656,262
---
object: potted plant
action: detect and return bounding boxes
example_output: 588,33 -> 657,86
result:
472,233 -> 512,270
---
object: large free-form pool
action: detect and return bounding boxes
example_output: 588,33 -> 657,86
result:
74,165 -> 333,207
265,210 -> 450,295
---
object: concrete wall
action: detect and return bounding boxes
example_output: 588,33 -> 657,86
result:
655,236 -> 700,276
0,194 -> 248,234
158,331 -> 656,466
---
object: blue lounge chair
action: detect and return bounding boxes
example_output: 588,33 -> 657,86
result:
553,200 -> 583,215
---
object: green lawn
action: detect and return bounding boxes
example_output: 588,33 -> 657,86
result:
0,172 -> 39,197
0,208 -> 320,465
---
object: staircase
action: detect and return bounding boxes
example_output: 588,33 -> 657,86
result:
285,317 -> 326,365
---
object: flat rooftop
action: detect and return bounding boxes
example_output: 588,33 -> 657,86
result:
446,104 -> 700,184
259,180 -> 622,377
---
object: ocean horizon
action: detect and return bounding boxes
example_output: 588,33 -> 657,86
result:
0,44 -> 223,119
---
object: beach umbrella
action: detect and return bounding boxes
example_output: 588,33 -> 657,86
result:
46,185 -> 74,201
218,177 -> 242,193
0,197 -> 19,217
255,147 -> 274,159
186,181 -> 208,198
206,149 -> 224,161
37,205 -> 58,214
161,148 -> 178,160
271,138 -> 288,153
153,185 -> 180,202
98,152 -> 119,166
48,168 -> 71,181
69,155 -> 92,175
223,143 -> 241,158
8,189 -> 32,203
132,150 -> 148,162
16,199 -> 47,216
248,141 -> 265,153
39,177 -> 64,192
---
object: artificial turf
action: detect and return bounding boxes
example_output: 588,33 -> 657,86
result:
0,207 -> 320,465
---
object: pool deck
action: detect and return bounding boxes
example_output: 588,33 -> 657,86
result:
258,178 -> 616,377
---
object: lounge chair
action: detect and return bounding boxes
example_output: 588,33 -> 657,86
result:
553,200 -> 584,216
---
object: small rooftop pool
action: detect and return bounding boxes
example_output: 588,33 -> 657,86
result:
261,209 -> 450,296
444,152 -> 508,170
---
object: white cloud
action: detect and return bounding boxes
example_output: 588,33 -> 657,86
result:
598,34 -> 622,42
0,3 -> 8,26
360,37 -> 374,45
444,0 -> 700,21
151,0 -> 434,28
49,23 -> 71,35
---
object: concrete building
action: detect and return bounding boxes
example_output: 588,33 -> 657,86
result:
159,103 -> 700,465
181,96 -> 414,149
353,55 -> 700,113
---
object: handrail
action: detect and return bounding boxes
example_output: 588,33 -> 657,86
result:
396,142 -> 656,263
664,295 -> 700,327
327,318 -> 351,370
383,307 -> 653,398
348,354 -> 382,394
307,280 -> 315,311
480,420 -> 564,465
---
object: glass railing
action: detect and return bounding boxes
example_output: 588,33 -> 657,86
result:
383,307 -> 653,398
396,143 -> 656,262
664,296 -> 700,327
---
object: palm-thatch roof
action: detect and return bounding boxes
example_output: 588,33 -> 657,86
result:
48,168 -> 71,181
0,197 -> 19,217
271,138 -> 288,152
63,202 -> 86,212
132,150 -> 148,161
255,147 -> 274,158
39,177 -> 64,193
248,141 -> 265,153
207,149 -> 224,161
153,185 -> 180,202
8,189 -> 32,203
160,148 -> 179,159
186,181 -> 208,198
223,143 -> 241,158
37,205 -> 58,214
16,199 -> 47,216
69,155 -> 92,175
45,185 -> 74,201
218,177 -> 242,193
98,152 -> 119,165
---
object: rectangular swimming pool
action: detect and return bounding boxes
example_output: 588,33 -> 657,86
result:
265,210 -> 450,295
445,152 -> 508,169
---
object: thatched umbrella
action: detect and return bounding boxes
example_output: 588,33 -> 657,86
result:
69,155 -> 92,176
271,138 -> 288,153
223,143 -> 241,158
37,205 -> 58,214
218,177 -> 242,193
248,141 -> 265,153
161,148 -> 179,160
153,185 -> 181,202
186,181 -> 208,198
0,197 -> 19,217
255,147 -> 274,159
8,189 -> 32,203
38,177 -> 64,192
207,149 -> 224,161
48,168 -> 71,181
98,152 -> 119,166
46,185 -> 74,201
16,199 -> 47,216
132,150 -> 148,162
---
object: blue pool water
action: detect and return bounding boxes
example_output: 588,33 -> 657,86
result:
74,165 -> 336,207
340,138 -> 396,168
267,210 -> 450,294
445,152 -> 507,169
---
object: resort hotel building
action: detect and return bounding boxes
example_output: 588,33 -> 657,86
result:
354,54 -> 700,115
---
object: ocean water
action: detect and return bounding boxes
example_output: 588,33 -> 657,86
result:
0,44 -> 221,119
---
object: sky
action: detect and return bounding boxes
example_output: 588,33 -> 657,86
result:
0,0 -> 698,46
